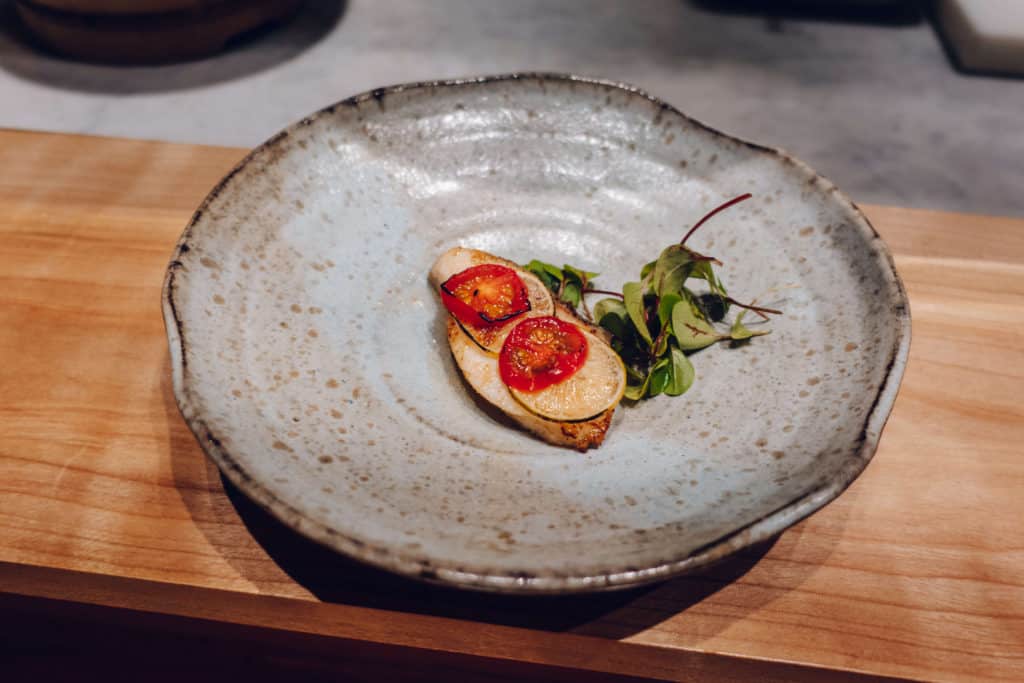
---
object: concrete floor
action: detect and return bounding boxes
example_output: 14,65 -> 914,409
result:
1,0 -> 1022,217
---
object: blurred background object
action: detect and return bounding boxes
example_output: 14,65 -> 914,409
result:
935,0 -> 1024,76
15,0 -> 304,63
1,0 -> 1022,218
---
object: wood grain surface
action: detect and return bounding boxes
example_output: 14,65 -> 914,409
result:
1,129 -> 1022,682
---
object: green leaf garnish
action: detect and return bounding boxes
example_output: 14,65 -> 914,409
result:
671,295 -> 724,351
639,259 -> 658,282
528,192 -> 779,402
666,345 -> 695,396
658,292 -> 682,327
525,259 -> 564,283
622,281 -> 652,344
523,259 -> 601,315
623,381 -> 647,401
652,245 -> 695,298
690,259 -> 727,300
594,297 -> 626,323
562,282 -> 581,308
563,264 -> 598,284
729,309 -> 770,341
647,356 -> 672,397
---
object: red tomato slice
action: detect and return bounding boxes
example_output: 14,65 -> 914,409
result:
499,316 -> 588,393
440,264 -> 531,328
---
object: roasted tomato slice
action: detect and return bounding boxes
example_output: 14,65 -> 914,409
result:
499,316 -> 588,393
440,264 -> 531,328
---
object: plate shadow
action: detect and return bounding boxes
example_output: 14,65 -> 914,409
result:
221,473 -> 779,634
162,357 -> 848,639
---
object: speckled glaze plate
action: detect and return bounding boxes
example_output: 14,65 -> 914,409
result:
163,74 -> 910,594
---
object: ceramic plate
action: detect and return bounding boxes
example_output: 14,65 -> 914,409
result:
163,74 -> 910,593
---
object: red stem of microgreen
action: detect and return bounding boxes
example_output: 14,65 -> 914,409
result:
690,253 -> 723,266
725,296 -> 782,320
680,193 -> 753,246
649,324 -> 673,359
582,288 -> 624,299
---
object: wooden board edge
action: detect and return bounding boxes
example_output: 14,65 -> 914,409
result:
0,561 -> 912,682
0,126 -> 246,156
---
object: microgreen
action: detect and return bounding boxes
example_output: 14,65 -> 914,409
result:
523,260 -> 599,315
527,193 -> 781,401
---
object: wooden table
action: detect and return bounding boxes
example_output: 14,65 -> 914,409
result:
1,129 -> 1022,682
